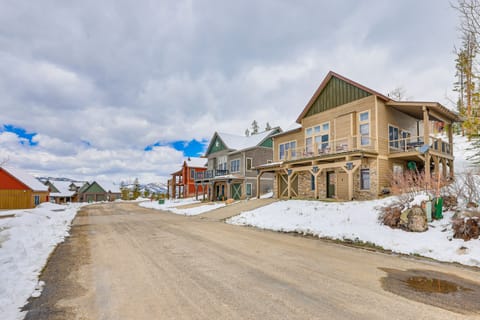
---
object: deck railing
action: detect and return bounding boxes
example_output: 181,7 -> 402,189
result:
195,169 -> 230,180
388,135 -> 452,155
281,136 -> 377,161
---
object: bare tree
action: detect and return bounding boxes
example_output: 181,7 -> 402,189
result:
387,86 -> 410,101
0,157 -> 9,167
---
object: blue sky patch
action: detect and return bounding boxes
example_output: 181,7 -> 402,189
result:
145,139 -> 207,157
2,124 -> 38,146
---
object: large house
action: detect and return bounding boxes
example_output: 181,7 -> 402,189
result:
195,128 -> 281,201
0,167 -> 49,209
44,180 -> 80,203
168,157 -> 207,198
256,71 -> 459,201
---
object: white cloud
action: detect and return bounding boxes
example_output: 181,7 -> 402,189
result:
0,0 -> 460,182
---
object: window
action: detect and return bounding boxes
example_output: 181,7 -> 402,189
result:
311,174 -> 315,191
246,183 -> 252,196
34,195 -> 40,206
306,122 -> 329,153
360,169 -> 370,190
279,141 -> 297,160
246,158 -> 253,171
359,111 -> 370,146
230,159 -> 240,173
400,130 -> 411,149
389,125 -> 399,149
190,168 -> 195,179
393,164 -> 403,176
217,156 -> 227,171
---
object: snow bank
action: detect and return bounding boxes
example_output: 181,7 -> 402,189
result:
139,198 -> 226,216
0,202 -> 84,320
228,199 -> 480,267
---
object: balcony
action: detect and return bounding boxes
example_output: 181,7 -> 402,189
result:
195,169 -> 230,180
388,135 -> 452,156
281,136 -> 377,162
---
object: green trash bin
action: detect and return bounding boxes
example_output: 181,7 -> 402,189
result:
158,199 -> 165,205
433,197 -> 443,219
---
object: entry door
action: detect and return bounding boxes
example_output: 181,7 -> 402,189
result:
337,172 -> 348,200
326,172 -> 335,198
231,183 -> 242,200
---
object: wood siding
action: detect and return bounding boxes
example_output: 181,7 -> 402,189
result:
0,190 -> 49,209
305,76 -> 371,118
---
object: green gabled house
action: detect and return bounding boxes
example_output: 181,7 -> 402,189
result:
194,127 -> 281,201
78,181 -> 108,202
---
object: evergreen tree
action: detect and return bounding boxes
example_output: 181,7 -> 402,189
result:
251,120 -> 259,134
265,122 -> 272,131
133,178 -> 141,199
245,128 -> 250,136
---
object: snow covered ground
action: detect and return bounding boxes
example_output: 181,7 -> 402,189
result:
228,135 -> 480,268
139,197 -> 226,216
0,202 -> 84,320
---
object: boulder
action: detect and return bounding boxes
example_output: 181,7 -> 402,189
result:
407,206 -> 428,232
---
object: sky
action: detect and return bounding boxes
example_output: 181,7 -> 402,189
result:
0,0 -> 461,184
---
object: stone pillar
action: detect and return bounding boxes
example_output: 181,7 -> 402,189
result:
256,172 -> 263,198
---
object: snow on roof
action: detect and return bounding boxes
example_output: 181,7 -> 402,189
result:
185,157 -> 207,168
98,181 -> 122,193
218,129 -> 274,151
48,181 -> 76,197
2,167 -> 49,192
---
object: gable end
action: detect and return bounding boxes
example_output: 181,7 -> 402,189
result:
305,76 -> 371,118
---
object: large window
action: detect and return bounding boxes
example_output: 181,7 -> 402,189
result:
230,159 -> 240,173
360,169 -> 370,190
359,111 -> 370,146
217,155 -> 227,170
389,125 -> 399,149
305,122 -> 329,154
190,168 -> 195,179
279,141 -> 297,160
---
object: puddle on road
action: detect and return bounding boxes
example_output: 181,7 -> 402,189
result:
379,268 -> 480,314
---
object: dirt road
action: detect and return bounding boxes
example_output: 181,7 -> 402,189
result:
23,201 -> 480,319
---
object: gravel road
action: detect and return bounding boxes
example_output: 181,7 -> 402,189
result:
23,201 -> 480,320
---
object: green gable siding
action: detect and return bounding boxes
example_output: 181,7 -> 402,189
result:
305,76 -> 371,118
207,136 -> 226,155
260,137 -> 273,148
84,182 -> 106,193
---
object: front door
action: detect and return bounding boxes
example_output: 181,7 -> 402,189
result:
326,172 -> 335,198
231,183 -> 242,200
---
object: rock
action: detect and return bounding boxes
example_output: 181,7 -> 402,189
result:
407,206 -> 428,232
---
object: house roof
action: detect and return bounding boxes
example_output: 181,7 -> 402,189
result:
1,167 -> 49,192
206,127 -> 280,155
185,157 -> 207,168
386,101 -> 460,122
48,181 -> 76,197
97,181 -> 122,193
296,71 -> 391,123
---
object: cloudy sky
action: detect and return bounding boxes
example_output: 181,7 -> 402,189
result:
0,0 -> 460,184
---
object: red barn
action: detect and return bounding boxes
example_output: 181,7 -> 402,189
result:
169,157 -> 207,198
0,167 -> 50,209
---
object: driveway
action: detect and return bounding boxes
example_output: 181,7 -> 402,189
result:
23,201 -> 480,319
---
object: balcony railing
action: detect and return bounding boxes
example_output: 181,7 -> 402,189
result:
388,135 -> 452,155
195,169 -> 230,180
281,136 -> 377,161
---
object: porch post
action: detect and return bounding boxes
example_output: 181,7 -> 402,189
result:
226,181 -> 231,199
287,173 -> 292,198
423,106 -> 430,146
449,159 -> 455,179
442,158 -> 447,180
256,173 -> 262,198
195,184 -> 198,200
448,122 -> 453,155
425,153 -> 431,184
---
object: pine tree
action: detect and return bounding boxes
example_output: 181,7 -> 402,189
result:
265,122 -> 272,131
245,128 -> 250,136
251,120 -> 259,134
133,178 -> 141,199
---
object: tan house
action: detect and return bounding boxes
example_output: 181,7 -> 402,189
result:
256,71 -> 459,201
